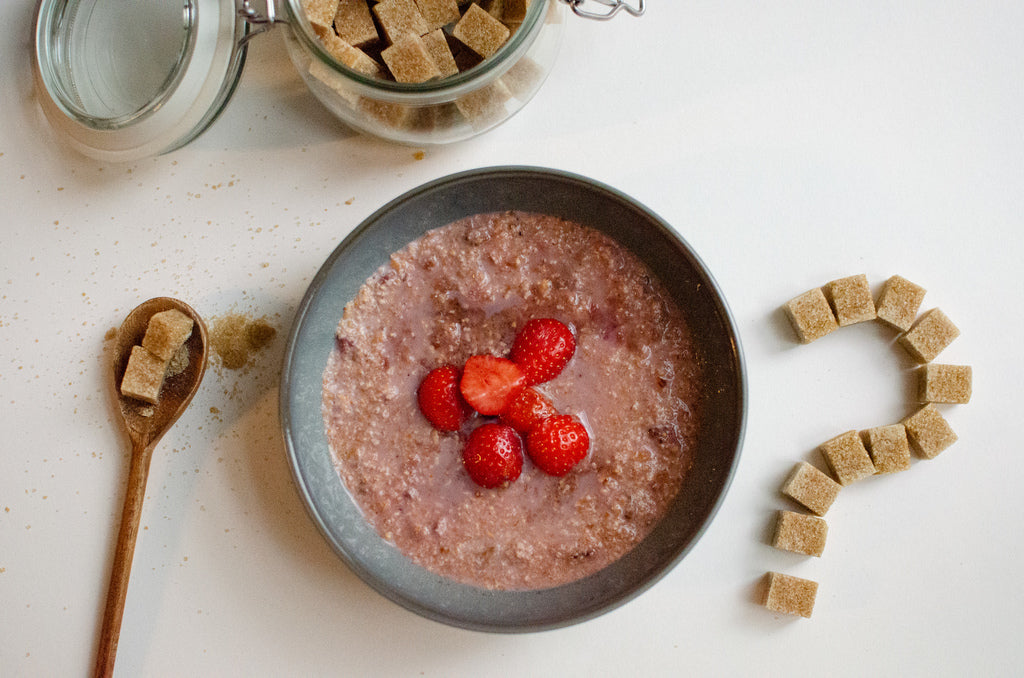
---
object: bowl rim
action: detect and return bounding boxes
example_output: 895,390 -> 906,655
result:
280,166 -> 747,632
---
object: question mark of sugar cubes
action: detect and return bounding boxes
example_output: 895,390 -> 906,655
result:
761,275 -> 972,619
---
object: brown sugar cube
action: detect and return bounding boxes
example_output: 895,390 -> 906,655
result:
903,404 -> 957,459
453,3 -> 511,59
919,364 -> 972,404
875,275 -> 926,332
898,308 -> 959,363
481,0 -> 505,19
120,346 -> 169,405
819,430 -> 875,485
382,33 -> 442,82
772,510 -> 828,557
824,274 -> 876,326
783,288 -> 838,343
415,0 -> 461,31
141,309 -> 194,361
409,102 -> 461,131
321,33 -> 386,77
454,79 -> 511,128
373,0 -> 430,44
763,572 -> 818,618
781,462 -> 841,516
308,58 -> 359,106
862,424 -> 911,474
500,55 -> 543,99
334,0 -> 380,47
421,29 -> 459,77
357,97 -> 417,128
303,0 -> 340,37
502,0 -> 528,23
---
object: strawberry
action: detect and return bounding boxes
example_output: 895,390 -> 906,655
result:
459,354 -> 526,416
417,365 -> 469,431
510,318 -> 576,385
500,387 -> 558,434
462,423 -> 524,488
526,415 -> 590,477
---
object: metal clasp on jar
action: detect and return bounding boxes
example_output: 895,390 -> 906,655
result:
238,0 -> 287,45
560,0 -> 645,20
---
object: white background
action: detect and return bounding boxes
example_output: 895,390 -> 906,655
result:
2,1 -> 1022,675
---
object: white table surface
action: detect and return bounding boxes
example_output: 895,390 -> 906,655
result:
3,1 -> 1022,675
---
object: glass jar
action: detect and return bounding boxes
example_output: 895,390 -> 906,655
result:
282,0 -> 564,145
33,0 -> 249,161
33,0 -> 641,160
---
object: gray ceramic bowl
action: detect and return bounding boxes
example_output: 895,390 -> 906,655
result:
281,167 -> 746,632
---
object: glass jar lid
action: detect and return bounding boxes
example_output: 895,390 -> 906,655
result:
33,0 -> 250,161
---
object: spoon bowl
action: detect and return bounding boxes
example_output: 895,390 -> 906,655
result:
110,297 -> 209,449
95,297 -> 208,677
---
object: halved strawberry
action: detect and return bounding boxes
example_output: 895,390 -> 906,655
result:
417,365 -> 469,431
459,354 -> 526,416
462,423 -> 524,488
510,318 -> 576,385
500,387 -> 558,434
525,414 -> 590,477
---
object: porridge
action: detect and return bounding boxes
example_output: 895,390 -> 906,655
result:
321,211 -> 703,590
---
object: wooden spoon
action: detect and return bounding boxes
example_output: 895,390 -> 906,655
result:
94,297 -> 208,678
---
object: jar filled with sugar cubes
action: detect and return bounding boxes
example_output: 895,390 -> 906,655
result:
286,0 -> 563,145
33,0 -> 642,160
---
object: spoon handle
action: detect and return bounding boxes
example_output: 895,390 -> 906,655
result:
94,438 -> 155,678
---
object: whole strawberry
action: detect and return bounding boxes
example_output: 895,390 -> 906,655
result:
510,318 -> 576,385
417,365 -> 469,431
459,354 -> 526,416
526,415 -> 590,477
500,387 -> 558,434
462,423 -> 524,488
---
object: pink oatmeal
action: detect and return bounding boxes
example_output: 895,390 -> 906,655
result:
321,211 -> 703,590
